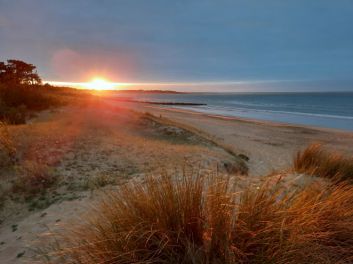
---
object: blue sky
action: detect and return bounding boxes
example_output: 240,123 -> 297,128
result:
1,0 -> 353,91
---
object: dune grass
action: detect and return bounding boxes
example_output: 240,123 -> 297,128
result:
12,160 -> 56,197
47,170 -> 353,264
0,121 -> 16,166
294,143 -> 353,182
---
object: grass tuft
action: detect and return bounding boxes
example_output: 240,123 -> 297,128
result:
12,161 -> 56,197
294,143 -> 353,182
47,171 -> 353,264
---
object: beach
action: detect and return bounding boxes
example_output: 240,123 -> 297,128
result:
115,92 -> 353,131
0,101 -> 244,263
116,100 -> 353,175
1,100 -> 353,263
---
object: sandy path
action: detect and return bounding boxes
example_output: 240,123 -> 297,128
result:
115,101 -> 353,175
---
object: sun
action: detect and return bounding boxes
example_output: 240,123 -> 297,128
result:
85,78 -> 116,90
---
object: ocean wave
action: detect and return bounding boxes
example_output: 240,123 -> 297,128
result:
183,105 -> 353,120
225,100 -> 353,113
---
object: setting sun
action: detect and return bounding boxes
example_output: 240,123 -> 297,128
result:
85,78 -> 116,90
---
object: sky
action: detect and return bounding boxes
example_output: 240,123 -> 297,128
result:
1,0 -> 353,91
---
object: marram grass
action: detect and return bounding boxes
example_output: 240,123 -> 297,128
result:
45,170 -> 353,264
294,143 -> 353,182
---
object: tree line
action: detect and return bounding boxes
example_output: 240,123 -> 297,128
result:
0,59 -> 61,124
0,60 -> 41,86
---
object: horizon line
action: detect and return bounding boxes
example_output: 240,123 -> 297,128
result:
45,79 -> 350,90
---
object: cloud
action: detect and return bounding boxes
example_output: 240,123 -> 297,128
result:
0,16 -> 9,29
1,0 -> 353,86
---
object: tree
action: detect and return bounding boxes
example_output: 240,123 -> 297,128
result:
0,62 -> 6,78
0,60 -> 41,85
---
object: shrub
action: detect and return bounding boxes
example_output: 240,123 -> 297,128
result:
1,83 -> 63,108
0,59 -> 92,124
48,172 -> 353,264
0,104 -> 27,124
0,83 -> 66,124
294,143 -> 353,182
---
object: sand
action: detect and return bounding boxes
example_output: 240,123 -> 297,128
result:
112,101 -> 353,175
1,100 -> 353,263
0,102 -> 243,263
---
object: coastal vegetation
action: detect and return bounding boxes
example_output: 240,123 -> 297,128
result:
46,170 -> 353,264
0,59 -> 90,124
0,100 -> 247,262
294,143 -> 353,183
0,121 -> 16,166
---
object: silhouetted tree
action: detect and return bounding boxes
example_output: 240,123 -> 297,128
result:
0,60 -> 41,85
0,62 -> 6,81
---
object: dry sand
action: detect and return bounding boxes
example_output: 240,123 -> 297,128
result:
0,102 -> 242,263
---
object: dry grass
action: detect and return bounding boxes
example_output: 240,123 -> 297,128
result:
294,143 -> 353,182
46,171 -> 353,264
0,121 -> 16,166
12,160 -> 56,197
83,172 -> 118,191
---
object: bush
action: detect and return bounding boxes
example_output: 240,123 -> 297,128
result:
0,83 -> 65,124
0,59 -> 89,124
0,103 -> 26,124
294,143 -> 353,182
49,172 -> 353,264
0,83 -> 63,109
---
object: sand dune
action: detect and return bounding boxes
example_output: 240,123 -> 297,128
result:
0,102 -> 244,263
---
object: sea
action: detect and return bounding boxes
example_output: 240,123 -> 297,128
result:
118,92 -> 353,131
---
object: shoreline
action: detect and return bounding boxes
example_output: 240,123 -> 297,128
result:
109,97 -> 206,106
150,105 -> 353,135
105,91 -> 353,132
114,101 -> 353,175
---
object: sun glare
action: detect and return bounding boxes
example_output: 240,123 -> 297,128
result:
85,78 -> 116,90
